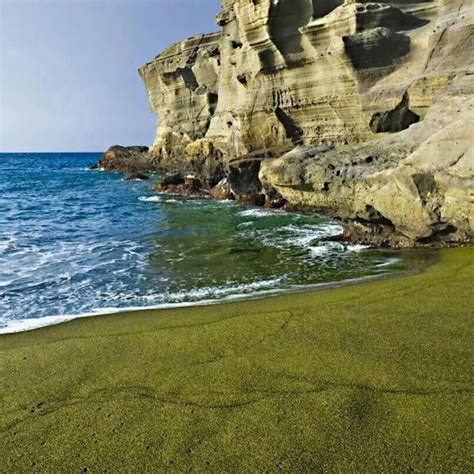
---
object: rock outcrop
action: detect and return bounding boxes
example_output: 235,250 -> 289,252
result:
93,146 -> 154,172
136,0 -> 473,246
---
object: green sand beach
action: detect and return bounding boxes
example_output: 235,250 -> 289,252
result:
1,248 -> 473,472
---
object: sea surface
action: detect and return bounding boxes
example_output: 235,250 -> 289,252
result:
0,153 -> 419,333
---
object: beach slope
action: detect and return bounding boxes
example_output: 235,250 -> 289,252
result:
1,248 -> 473,471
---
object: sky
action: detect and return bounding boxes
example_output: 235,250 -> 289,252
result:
0,0 -> 220,152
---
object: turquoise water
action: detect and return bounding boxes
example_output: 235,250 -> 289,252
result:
0,153 -> 412,333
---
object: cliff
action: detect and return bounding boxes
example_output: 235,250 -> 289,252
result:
137,0 -> 473,246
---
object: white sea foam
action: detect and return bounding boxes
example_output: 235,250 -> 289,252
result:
238,208 -> 282,218
347,244 -> 369,253
138,196 -> 162,203
0,236 -> 17,254
0,267 -> 399,335
249,223 -> 343,253
376,257 -> 401,267
0,277 -> 286,334
0,309 -> 114,335
0,152 -> 402,335
308,245 -> 331,257
282,223 -> 342,241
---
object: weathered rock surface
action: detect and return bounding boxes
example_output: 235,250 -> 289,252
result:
137,0 -> 473,246
154,174 -> 209,198
93,146 -> 154,173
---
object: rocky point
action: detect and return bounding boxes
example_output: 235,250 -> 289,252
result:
96,0 -> 473,247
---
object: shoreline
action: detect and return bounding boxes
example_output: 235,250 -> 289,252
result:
1,246 -> 472,471
0,247 -> 435,335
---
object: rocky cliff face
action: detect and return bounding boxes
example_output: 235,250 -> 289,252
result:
138,0 -> 473,247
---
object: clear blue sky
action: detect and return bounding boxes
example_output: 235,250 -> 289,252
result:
0,0 -> 220,152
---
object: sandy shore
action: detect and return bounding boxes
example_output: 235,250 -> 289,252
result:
1,247 -> 472,471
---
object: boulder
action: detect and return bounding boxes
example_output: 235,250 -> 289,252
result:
237,193 -> 266,208
209,178 -> 234,201
184,176 -> 203,192
161,173 -> 185,187
93,145 -> 154,173
125,173 -> 149,181
155,174 -> 208,198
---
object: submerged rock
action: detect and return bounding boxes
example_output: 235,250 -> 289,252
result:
161,173 -> 185,187
155,174 -> 208,198
125,173 -> 149,181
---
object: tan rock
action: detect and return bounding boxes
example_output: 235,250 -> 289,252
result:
137,0 -> 474,246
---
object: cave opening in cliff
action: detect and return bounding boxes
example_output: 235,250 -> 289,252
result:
268,0 -> 313,57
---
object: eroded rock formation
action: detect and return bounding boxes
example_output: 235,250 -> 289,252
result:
136,0 -> 473,246
93,146 -> 153,172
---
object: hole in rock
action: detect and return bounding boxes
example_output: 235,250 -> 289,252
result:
237,74 -> 248,86
370,92 -> 420,133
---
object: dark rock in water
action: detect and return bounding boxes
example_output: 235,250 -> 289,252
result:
155,174 -> 208,198
184,176 -> 202,192
266,197 -> 287,210
161,173 -> 185,187
181,140 -> 226,188
210,178 -> 234,201
125,173 -> 149,181
228,159 -> 269,206
93,145 -> 155,173
238,193 -> 266,207
228,160 -> 262,197
264,187 -> 287,209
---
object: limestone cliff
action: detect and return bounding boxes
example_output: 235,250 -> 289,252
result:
138,0 -> 474,246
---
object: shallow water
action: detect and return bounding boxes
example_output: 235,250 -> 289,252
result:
0,153 -> 420,333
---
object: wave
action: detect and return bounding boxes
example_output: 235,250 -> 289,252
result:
281,224 -> 342,246
376,257 -> 401,267
0,235 -> 17,254
138,196 -> 162,203
0,277 -> 286,334
0,152 -> 403,334
346,244 -> 369,252
238,208 -> 284,218
0,267 -> 399,335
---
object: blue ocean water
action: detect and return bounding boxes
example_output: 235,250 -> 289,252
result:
0,153 -> 411,333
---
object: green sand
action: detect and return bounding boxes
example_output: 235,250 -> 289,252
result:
1,248 -> 473,472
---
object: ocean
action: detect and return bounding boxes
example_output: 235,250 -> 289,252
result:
0,153 -> 414,333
